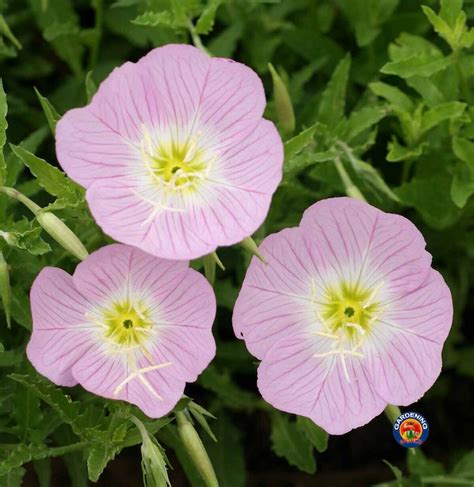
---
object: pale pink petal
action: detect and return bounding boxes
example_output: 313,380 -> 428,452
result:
257,335 -> 387,435
299,197 -> 432,294
27,268 -> 95,386
363,269 -> 452,405
233,227 -> 321,359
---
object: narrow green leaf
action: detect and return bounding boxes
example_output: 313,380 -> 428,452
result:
34,88 -> 60,135
440,0 -> 463,28
452,450 -> 474,479
87,443 -> 115,482
296,417 -> 328,453
318,55 -> 351,128
422,6 -> 452,45
131,11 -> 174,28
271,413 -> 316,474
0,15 -> 22,50
369,81 -> 414,112
451,160 -> 474,207
268,63 -> 295,136
284,123 -> 318,161
382,459 -> 403,486
0,79 -> 7,185
188,403 -> 217,443
0,250 -> 11,328
340,105 -> 388,142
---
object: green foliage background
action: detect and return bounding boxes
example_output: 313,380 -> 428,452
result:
0,0 -> 473,485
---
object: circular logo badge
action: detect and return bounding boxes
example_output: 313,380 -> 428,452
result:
392,411 -> 429,448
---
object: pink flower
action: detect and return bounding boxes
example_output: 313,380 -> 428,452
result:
27,244 -> 216,417
233,198 -> 453,435
55,44 -> 283,260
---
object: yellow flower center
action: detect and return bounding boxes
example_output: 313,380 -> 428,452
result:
140,126 -> 213,191
311,279 -> 384,382
102,300 -> 152,349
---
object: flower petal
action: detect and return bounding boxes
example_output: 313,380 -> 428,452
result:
363,268 -> 452,405
233,227 -> 321,359
299,197 -> 432,294
257,335 -> 387,435
27,268 -> 94,386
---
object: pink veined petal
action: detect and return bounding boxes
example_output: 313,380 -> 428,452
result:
72,244 -> 188,304
27,267 -> 95,386
363,268 -> 453,405
299,197 -> 432,295
71,346 -> 184,418
233,227 -> 321,360
257,335 -> 387,435
144,265 -> 217,382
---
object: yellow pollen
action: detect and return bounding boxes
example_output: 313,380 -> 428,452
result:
311,279 -> 384,382
140,126 -> 213,191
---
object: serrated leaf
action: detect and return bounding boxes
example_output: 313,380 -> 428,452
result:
284,123 -> 319,161
0,444 -> 48,477
422,6 -> 453,46
296,416 -> 328,453
1,218 -> 51,255
369,82 -> 414,113
131,11 -> 174,28
381,54 -> 451,79
195,0 -> 222,35
318,55 -> 351,129
421,101 -> 466,134
9,144 -> 83,203
0,79 -> 6,185
271,413 -> 316,474
0,466 -> 26,487
34,88 -> 60,135
440,0 -> 463,28
387,139 -> 424,162
87,443 -> 110,482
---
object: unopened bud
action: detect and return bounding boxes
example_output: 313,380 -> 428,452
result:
36,212 -> 88,261
0,251 -> 11,328
131,416 -> 170,487
176,411 -> 218,487
268,63 -> 295,136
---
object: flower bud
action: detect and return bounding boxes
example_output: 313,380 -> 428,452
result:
268,63 -> 295,136
131,415 -> 170,487
36,212 -> 88,261
0,251 -> 11,328
176,411 -> 218,487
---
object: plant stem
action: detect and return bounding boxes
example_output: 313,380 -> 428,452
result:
333,157 -> 366,202
187,19 -> 210,55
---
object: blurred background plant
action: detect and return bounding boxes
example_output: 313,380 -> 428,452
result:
0,0 -> 473,485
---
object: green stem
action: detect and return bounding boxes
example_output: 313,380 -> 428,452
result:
384,404 -> 401,425
333,157 -> 366,202
0,186 -> 41,214
187,19 -> 210,55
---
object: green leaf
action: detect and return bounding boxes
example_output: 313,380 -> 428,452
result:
296,416 -> 328,453
0,250 -> 11,328
381,54 -> 451,79
87,443 -> 113,482
440,0 -> 463,27
339,105 -> 388,143
0,218 -> 51,255
407,449 -> 445,477
0,15 -> 22,50
387,139 -> 425,162
284,123 -> 319,161
421,101 -> 466,134
453,450 -> 474,479
131,11 -> 175,28
33,458 -> 52,487
9,144 -> 83,203
0,78 -> 6,186
270,413 -> 316,474
382,459 -> 403,486
0,466 -> 26,487
369,81 -> 414,112
396,172 -> 462,229
422,6 -> 453,46
195,0 -> 222,35
34,88 -> 61,135
188,402 -> 217,443
451,136 -> 474,207
318,55 -> 351,129
202,411 -> 246,487
0,444 -> 48,477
